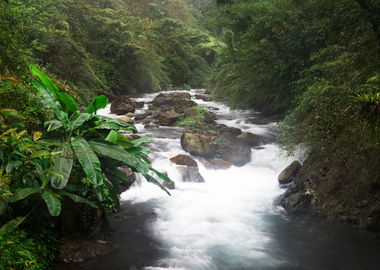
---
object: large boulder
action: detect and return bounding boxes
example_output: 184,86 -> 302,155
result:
181,132 -> 217,158
170,154 -> 198,167
159,111 -> 182,126
110,97 -> 135,115
152,92 -> 196,112
219,141 -> 251,167
278,161 -> 302,184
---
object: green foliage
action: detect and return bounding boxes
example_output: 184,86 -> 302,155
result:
0,225 -> 59,270
176,105 -> 208,127
30,66 -> 171,212
1,0 -> 219,105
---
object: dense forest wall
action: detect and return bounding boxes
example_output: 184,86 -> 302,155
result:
210,0 -> 380,231
0,0 -> 220,106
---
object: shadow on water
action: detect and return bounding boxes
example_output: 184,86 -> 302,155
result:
55,201 -> 169,270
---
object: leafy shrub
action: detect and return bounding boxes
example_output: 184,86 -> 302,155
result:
0,224 -> 59,270
176,105 -> 207,127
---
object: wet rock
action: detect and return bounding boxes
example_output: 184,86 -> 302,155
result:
58,238 -> 118,263
144,124 -> 159,129
237,132 -> 268,147
204,111 -> 217,123
110,99 -> 135,115
133,101 -> 144,108
152,92 -> 196,112
164,181 -> 175,190
119,167 -> 136,192
278,161 -> 302,185
159,111 -> 182,126
170,154 -> 198,167
183,168 -> 205,183
181,132 -> 216,158
203,158 -> 232,170
168,91 -> 191,100
134,113 -> 147,121
219,141 -> 251,167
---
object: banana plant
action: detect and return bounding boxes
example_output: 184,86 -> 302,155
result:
30,66 -> 170,213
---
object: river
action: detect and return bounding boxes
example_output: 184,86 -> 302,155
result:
57,90 -> 380,270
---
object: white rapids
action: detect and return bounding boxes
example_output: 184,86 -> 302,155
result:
98,90 -> 295,270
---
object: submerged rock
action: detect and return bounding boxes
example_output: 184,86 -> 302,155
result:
278,161 -> 302,185
203,158 -> 232,170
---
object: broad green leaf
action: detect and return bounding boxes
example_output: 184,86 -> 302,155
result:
9,188 -> 40,203
132,136 -> 153,146
71,137 -> 104,187
32,80 -> 69,124
70,113 -> 93,131
51,145 -> 73,189
86,95 -> 109,114
105,130 -> 133,147
151,168 -> 172,183
88,140 -> 150,174
58,92 -> 78,114
30,65 -> 60,95
42,191 -> 61,216
59,191 -> 97,208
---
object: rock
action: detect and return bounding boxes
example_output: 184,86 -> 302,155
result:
183,168 -> 205,183
119,167 -> 136,192
133,101 -> 144,108
181,132 -> 216,158
110,99 -> 135,115
168,92 -> 191,100
219,141 -> 251,167
126,112 -> 135,117
278,161 -> 302,184
152,92 -> 196,112
203,158 -> 232,170
144,124 -> 159,129
219,126 -> 242,140
237,132 -> 268,147
58,238 -> 118,263
170,154 -> 198,167
152,93 -> 173,107
134,113 -> 147,121
117,115 -> 134,124
164,181 -> 175,190
159,111 -> 182,126
204,111 -> 217,123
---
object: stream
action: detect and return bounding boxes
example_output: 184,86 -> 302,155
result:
57,90 -> 380,270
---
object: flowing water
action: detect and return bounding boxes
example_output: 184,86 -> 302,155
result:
58,90 -> 380,270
